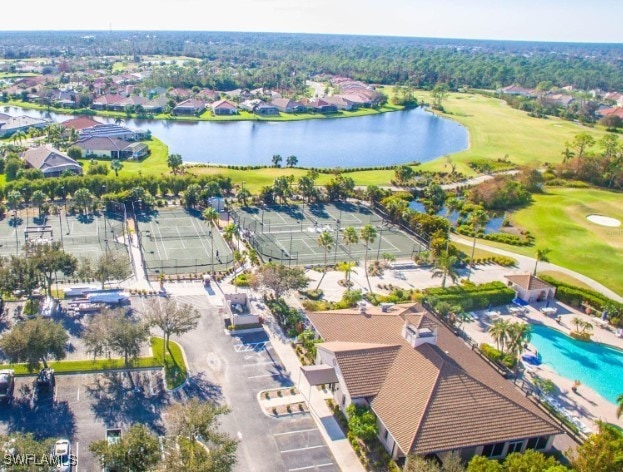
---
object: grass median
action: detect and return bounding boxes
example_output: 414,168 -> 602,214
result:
150,337 -> 188,390
8,356 -> 161,376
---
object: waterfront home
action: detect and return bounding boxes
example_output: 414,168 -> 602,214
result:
306,98 -> 338,113
324,95 -> 354,110
271,98 -> 306,113
212,99 -> 239,115
253,102 -> 280,116
504,274 -> 556,303
499,85 -> 536,97
0,115 -> 48,138
78,124 -> 140,141
112,95 -> 149,112
91,94 -> 124,110
173,98 -> 206,116
143,97 -> 168,114
73,136 -> 139,159
22,145 -> 82,177
304,303 -> 562,463
542,93 -> 574,108
61,117 -> 103,131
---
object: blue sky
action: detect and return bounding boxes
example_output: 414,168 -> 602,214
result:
4,0 -> 623,43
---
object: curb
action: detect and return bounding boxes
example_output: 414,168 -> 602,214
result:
256,388 -> 309,419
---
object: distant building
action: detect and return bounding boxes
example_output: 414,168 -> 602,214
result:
504,274 -> 556,302
172,98 -> 206,116
61,117 -> 103,131
211,99 -> 239,115
78,124 -> 140,141
271,98 -> 306,113
73,136 -> 147,159
22,145 -> 82,177
499,85 -> 536,98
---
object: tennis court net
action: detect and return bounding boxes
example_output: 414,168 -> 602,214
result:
144,231 -> 207,242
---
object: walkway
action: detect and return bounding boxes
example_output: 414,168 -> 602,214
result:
451,235 -> 623,302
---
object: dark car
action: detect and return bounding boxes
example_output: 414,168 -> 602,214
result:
34,368 -> 56,404
0,370 -> 15,404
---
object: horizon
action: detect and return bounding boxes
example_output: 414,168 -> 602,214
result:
2,0 -> 623,44
1,30 -> 622,48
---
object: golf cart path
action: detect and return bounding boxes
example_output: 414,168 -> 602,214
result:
451,235 -> 623,303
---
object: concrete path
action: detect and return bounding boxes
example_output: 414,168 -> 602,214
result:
451,235 -> 623,302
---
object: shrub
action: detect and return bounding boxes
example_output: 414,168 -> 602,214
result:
480,343 -> 516,369
232,273 -> 252,287
299,288 -> 323,300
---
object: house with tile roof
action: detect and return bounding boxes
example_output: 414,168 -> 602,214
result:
271,98 -> 306,113
499,85 -> 536,97
22,145 -> 82,177
91,94 -> 124,111
504,274 -> 556,302
172,98 -> 206,116
0,115 -> 48,138
305,303 -> 562,463
61,117 -> 103,131
73,136 -> 140,159
211,99 -> 239,115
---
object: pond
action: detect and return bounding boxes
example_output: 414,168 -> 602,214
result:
408,200 -> 504,234
2,106 -> 468,168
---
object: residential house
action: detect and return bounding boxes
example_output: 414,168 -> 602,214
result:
78,124 -> 140,141
124,142 -> 149,160
542,93 -> 574,108
112,95 -> 149,112
500,85 -> 536,97
504,275 -> 556,303
49,90 -> 77,108
22,145 -> 82,177
306,98 -> 338,113
61,117 -> 103,131
0,115 -> 48,138
324,95 -> 354,110
172,98 -> 206,116
91,94 -> 124,111
604,92 -> 623,107
271,98 -> 306,113
597,107 -> 623,119
305,304 -> 562,463
143,97 -> 168,114
212,99 -> 239,115
74,136 -> 136,159
168,88 -> 192,101
196,89 -> 220,102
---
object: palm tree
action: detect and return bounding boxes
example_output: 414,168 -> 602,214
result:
316,231 -> 334,289
202,207 -> 219,275
111,159 -> 123,177
431,254 -> 460,288
342,226 -> 359,262
507,322 -> 532,360
222,223 -> 237,247
616,393 -> 623,419
237,188 -> 251,206
336,261 -> 355,286
31,190 -> 46,218
533,248 -> 551,276
488,319 -> 511,353
7,190 -> 22,212
360,224 -> 377,293
467,208 -> 488,280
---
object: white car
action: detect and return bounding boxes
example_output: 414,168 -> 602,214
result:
53,439 -> 72,471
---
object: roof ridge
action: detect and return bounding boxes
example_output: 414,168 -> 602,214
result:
403,346 -> 446,453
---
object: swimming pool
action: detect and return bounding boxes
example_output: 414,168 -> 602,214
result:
529,324 -> 623,404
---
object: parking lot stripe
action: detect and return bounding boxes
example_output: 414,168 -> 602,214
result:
280,445 -> 325,454
273,428 -> 318,437
77,387 -> 80,401
247,374 -> 274,379
288,464 -> 334,471
75,442 -> 79,472
243,361 -> 275,366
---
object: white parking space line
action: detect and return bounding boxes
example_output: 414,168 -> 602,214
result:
75,442 -> 79,472
76,387 -> 80,401
247,374 -> 274,379
243,361 -> 275,367
273,428 -> 318,437
289,463 -> 334,471
281,445 -> 325,454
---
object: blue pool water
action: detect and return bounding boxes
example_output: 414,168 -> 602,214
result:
529,324 -> 623,403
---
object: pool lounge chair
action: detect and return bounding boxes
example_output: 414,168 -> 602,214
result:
616,328 -> 623,338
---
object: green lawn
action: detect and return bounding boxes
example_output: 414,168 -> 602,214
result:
150,337 -> 188,390
416,91 -> 608,175
8,356 -> 161,376
475,187 -> 623,295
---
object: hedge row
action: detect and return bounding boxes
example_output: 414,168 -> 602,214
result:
539,274 -> 623,312
480,343 -> 516,369
431,288 -> 515,311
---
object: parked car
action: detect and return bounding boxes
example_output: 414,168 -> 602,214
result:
53,439 -> 72,471
34,368 -> 56,405
0,370 -> 15,404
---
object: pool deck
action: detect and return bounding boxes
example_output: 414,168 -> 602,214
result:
460,300 -> 623,438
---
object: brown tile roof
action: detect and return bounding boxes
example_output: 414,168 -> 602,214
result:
319,342 -> 400,398
307,304 -> 561,456
505,274 -> 554,291
22,145 -> 81,173
61,117 -> 103,130
212,99 -> 237,110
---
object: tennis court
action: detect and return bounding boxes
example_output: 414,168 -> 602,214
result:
0,204 -> 131,279
231,202 -> 425,266
137,207 -> 233,276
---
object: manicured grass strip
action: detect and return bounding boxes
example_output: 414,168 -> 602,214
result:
453,241 -> 516,262
537,271 -> 594,291
8,356 -> 162,376
150,337 -> 188,390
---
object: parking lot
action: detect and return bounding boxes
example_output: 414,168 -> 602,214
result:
229,331 -> 337,472
0,370 -> 165,472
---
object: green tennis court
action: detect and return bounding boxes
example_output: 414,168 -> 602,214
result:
232,202 -> 424,266
137,207 -> 233,276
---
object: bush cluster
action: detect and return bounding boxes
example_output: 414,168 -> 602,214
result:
540,274 -> 623,313
479,343 -> 516,369
426,281 -> 515,311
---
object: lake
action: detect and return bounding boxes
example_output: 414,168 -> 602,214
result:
2,106 -> 468,168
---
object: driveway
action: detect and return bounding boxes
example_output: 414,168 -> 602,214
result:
166,284 -> 338,472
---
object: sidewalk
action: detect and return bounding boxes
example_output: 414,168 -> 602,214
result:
263,318 -> 365,472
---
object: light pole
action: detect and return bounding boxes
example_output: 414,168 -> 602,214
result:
376,227 -> 383,261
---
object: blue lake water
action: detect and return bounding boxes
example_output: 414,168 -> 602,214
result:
3,106 -> 468,168
529,323 -> 623,403
407,201 -> 504,233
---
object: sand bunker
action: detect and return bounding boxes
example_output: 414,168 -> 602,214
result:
586,214 -> 621,227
